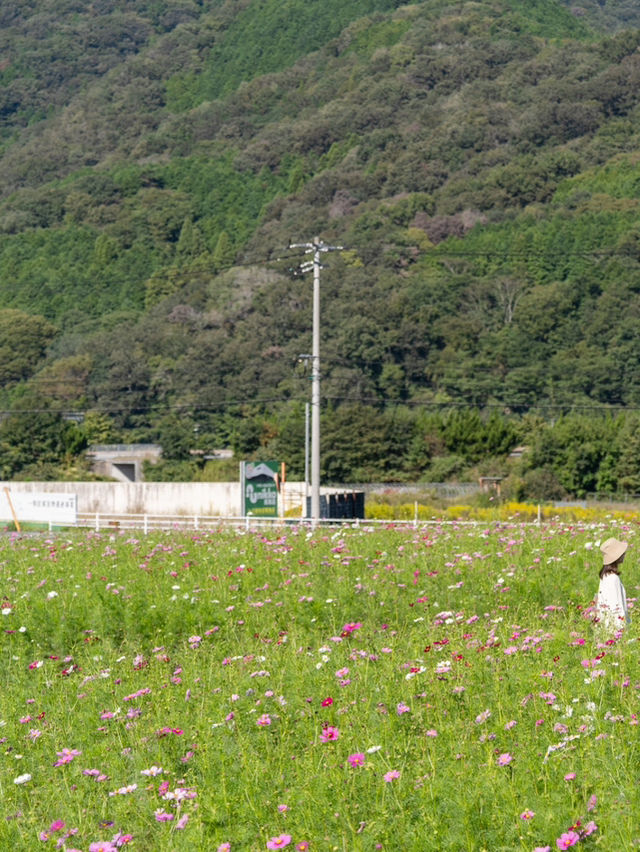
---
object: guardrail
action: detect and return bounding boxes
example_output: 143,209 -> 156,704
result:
76,512 -> 348,532
73,512 -> 527,533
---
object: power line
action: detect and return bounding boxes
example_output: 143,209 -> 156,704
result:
3,394 -> 639,419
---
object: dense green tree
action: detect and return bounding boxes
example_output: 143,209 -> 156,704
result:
0,402 -> 86,479
2,0 -> 640,489
0,310 -> 57,386
614,415 -> 640,494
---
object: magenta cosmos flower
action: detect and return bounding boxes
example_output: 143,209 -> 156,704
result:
347,753 -> 365,767
266,835 -> 292,850
556,830 -> 580,849
320,726 -> 339,742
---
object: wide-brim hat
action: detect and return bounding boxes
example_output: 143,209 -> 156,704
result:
600,537 -> 628,565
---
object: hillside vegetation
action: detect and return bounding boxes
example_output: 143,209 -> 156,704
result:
2,0 -> 640,497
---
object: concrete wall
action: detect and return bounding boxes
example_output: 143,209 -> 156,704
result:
87,445 -> 163,483
0,481 -> 307,517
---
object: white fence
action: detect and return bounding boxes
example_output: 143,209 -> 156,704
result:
71,512 -> 517,534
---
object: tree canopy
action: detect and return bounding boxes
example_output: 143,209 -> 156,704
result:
2,0 -> 640,494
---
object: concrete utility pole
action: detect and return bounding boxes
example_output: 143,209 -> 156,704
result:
289,237 -> 343,526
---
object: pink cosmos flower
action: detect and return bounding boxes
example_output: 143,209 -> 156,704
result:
583,821 -> 597,837
347,752 -> 365,767
257,714 -> 272,727
321,697 -> 333,707
54,748 -> 81,766
556,831 -> 580,849
396,702 -> 410,715
426,729 -> 437,737
519,809 -> 535,820
497,753 -> 513,766
564,772 -> 576,781
49,820 -> 65,832
217,844 -> 231,852
266,835 -> 292,850
154,811 -> 174,822
296,844 -> 309,851
320,726 -> 339,742
89,844 -> 118,852
587,794 -> 597,812
140,766 -> 163,776
383,770 -> 400,782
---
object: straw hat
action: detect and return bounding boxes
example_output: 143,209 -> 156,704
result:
600,537 -> 628,566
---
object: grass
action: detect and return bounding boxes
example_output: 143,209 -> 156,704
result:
0,520 -> 638,851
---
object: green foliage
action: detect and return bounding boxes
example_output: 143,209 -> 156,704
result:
0,402 -> 87,479
165,0 -> 406,109
2,0 -> 640,492
142,458 -> 198,481
0,309 -> 57,386
80,411 -> 120,445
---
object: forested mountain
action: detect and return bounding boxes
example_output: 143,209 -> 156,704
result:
2,0 -> 640,497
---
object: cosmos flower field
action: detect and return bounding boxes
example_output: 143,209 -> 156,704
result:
1,521 -> 639,852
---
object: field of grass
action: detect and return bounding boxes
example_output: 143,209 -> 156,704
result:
0,520 -> 638,851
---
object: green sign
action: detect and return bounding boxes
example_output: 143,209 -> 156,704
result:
241,461 -> 280,517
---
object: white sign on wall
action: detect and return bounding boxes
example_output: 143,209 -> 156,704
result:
0,491 -> 77,525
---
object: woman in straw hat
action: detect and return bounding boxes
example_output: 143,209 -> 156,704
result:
595,537 -> 629,634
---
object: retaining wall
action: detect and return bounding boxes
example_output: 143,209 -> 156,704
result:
0,481 -> 307,517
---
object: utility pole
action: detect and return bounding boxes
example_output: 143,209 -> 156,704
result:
289,237 -> 343,526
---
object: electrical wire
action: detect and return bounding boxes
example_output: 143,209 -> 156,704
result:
1,395 -> 637,418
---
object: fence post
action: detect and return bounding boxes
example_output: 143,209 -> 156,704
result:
96,513 -> 100,532
144,514 -> 148,535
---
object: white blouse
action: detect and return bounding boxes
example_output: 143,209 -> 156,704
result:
596,572 -> 629,634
